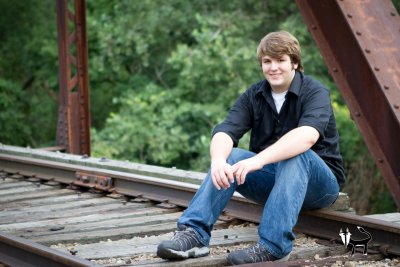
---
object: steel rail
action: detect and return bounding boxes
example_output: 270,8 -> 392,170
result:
1,154 -> 400,257
0,232 -> 100,267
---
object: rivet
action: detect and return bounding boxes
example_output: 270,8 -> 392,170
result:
333,68 -> 339,73
347,14 -> 352,18
378,158 -> 384,163
384,85 -> 389,90
374,67 -> 380,71
394,104 -> 400,109
356,31 -> 362,36
391,11 -> 397,16
365,49 -> 371,53
311,25 -> 317,30
354,111 -> 361,117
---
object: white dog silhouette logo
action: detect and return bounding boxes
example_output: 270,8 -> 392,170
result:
339,226 -> 372,256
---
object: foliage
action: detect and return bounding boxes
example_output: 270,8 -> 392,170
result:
0,0 -> 58,147
0,79 -> 30,145
394,0 -> 400,11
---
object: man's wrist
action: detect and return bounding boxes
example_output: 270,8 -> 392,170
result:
211,158 -> 226,167
253,154 -> 266,167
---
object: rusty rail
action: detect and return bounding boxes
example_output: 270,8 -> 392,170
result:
296,0 -> 400,208
0,232 -> 99,267
1,153 -> 399,257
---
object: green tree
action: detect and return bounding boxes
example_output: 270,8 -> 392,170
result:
0,0 -> 58,147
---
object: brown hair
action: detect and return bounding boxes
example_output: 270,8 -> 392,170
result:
257,31 -> 303,72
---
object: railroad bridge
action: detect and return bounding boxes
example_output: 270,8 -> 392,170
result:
0,0 -> 399,266
54,0 -> 400,208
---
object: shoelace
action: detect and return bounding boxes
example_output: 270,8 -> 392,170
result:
171,229 -> 199,250
246,243 -> 274,262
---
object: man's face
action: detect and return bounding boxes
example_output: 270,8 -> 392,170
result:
261,54 -> 298,93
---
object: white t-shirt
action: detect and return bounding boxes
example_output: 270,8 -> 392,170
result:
271,90 -> 288,113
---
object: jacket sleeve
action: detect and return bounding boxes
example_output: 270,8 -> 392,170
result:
298,87 -> 332,140
211,90 -> 253,147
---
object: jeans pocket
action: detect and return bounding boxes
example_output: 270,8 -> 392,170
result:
303,193 -> 339,210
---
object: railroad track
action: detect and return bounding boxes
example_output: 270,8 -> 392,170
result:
0,145 -> 400,267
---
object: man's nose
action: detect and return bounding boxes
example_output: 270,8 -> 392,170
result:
270,61 -> 278,70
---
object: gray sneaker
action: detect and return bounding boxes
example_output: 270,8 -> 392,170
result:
157,225 -> 210,260
227,242 -> 290,265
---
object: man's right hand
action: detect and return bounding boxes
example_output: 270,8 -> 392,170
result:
210,159 -> 234,190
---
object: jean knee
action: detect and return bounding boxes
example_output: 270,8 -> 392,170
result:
278,150 -> 314,169
303,192 -> 338,210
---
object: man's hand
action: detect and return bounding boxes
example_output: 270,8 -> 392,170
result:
232,157 -> 264,185
211,159 -> 234,190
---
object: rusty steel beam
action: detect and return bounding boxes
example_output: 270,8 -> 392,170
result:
56,0 -> 91,156
296,0 -> 400,208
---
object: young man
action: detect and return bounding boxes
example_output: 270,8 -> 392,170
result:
157,31 -> 345,264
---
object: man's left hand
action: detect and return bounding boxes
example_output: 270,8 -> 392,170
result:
231,157 -> 264,185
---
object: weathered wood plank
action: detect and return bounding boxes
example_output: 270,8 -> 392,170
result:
0,197 -> 117,219
0,177 -> 21,183
0,183 -> 55,197
1,192 -> 97,211
0,202 -> 150,225
0,188 -> 75,203
61,226 -> 258,259
15,212 -> 183,238
32,222 -> 180,245
34,218 -> 221,246
132,255 -> 226,267
152,256 -> 226,267
0,180 -> 35,189
0,206 -> 174,232
130,243 -> 349,267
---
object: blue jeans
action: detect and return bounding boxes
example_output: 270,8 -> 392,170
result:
178,148 -> 339,258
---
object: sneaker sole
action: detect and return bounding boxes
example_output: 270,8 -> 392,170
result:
276,252 -> 291,262
227,251 -> 291,265
157,246 -> 210,260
